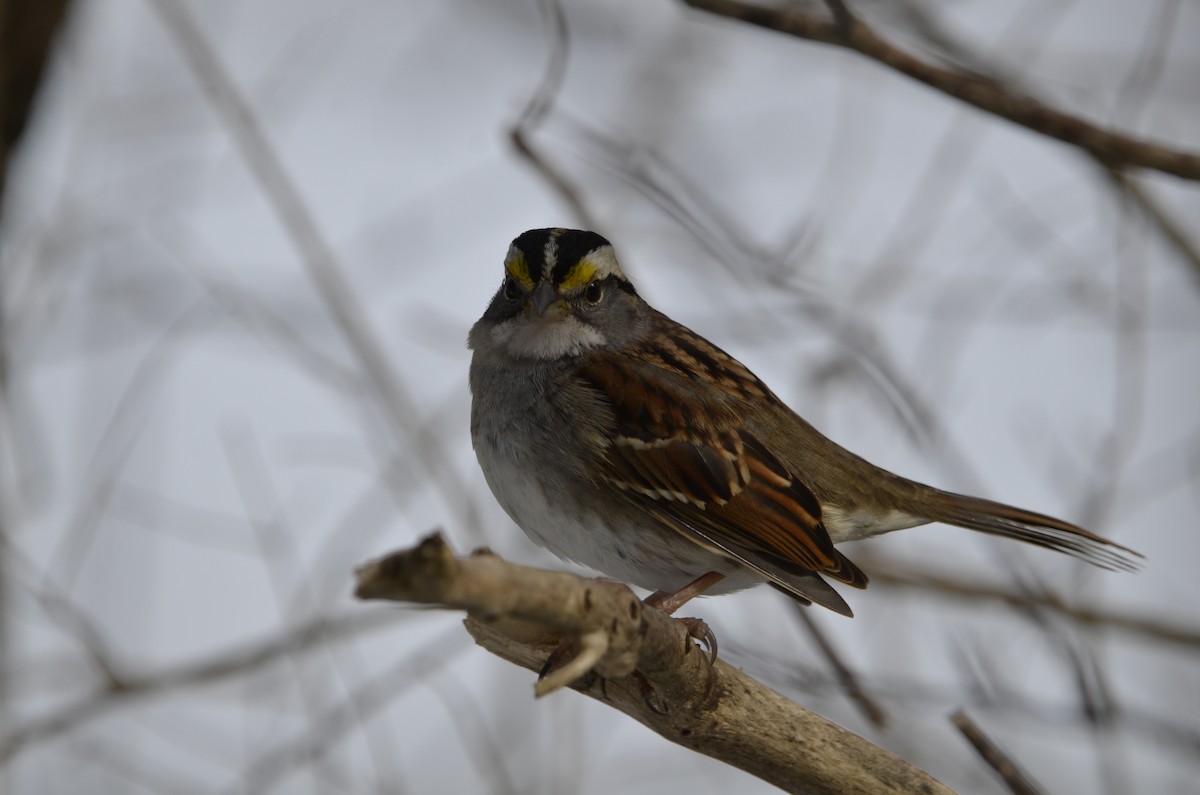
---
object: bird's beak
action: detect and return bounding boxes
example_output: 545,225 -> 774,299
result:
528,281 -> 568,319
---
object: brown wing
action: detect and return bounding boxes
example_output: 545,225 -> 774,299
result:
576,349 -> 867,615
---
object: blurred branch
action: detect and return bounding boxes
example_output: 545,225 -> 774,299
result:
951,711 -> 1046,795
146,0 -> 484,541
509,0 -> 597,229
681,0 -> 1200,181
683,0 -> 1200,288
791,602 -> 888,729
0,610 -> 403,763
354,533 -> 956,795
1102,167 -> 1200,285
234,626 -> 469,795
869,564 -> 1200,651
47,301 -> 216,586
556,115 -> 965,459
0,0 -> 73,758
848,0 -> 1073,311
0,0 -> 73,214
744,645 -> 1200,760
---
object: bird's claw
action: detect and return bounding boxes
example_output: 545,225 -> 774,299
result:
678,616 -> 718,666
635,671 -> 668,715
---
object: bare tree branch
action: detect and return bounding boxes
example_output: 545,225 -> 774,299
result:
146,0 -> 486,544
509,0 -> 598,229
0,611 -> 403,763
867,564 -> 1200,651
951,711 -> 1046,795
1102,167 -> 1200,286
0,0 -> 73,212
354,533 -> 957,795
791,602 -> 888,729
233,626 -> 469,795
681,0 -> 1200,181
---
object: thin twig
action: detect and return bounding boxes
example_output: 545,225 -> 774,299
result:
146,0 -> 484,543
739,647 -> 1200,760
867,564 -> 1200,650
951,710 -> 1046,795
1102,167 -> 1200,286
509,0 -> 597,228
230,627 -> 469,795
0,611 -> 404,763
791,603 -> 888,728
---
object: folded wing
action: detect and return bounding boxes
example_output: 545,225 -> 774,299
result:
577,352 -> 867,615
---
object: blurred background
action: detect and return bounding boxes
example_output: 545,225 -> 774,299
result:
2,0 -> 1198,792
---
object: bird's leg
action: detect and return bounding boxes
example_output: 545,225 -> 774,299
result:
644,571 -> 723,666
644,571 -> 726,614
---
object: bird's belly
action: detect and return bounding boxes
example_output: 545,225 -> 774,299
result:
474,434 -> 759,595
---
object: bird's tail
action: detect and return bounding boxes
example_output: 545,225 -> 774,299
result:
911,488 -> 1142,572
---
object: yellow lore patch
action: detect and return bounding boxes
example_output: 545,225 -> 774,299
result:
558,259 -> 598,290
504,250 -> 535,288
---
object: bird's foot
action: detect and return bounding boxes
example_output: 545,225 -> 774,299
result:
676,616 -> 718,667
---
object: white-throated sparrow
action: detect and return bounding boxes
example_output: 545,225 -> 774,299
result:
468,228 -> 1140,616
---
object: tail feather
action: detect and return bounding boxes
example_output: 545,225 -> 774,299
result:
918,489 -> 1143,572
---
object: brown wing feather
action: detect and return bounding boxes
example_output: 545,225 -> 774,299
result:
576,349 -> 867,613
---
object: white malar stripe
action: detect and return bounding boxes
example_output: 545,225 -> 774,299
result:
490,316 -> 606,359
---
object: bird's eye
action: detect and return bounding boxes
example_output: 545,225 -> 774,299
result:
583,281 -> 604,305
502,277 -> 519,300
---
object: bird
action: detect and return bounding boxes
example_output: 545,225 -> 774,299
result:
468,228 -> 1141,617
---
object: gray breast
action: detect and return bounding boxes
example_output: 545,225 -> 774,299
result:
469,352 -> 757,594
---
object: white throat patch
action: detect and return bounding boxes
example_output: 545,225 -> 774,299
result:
490,316 -> 606,359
